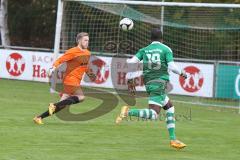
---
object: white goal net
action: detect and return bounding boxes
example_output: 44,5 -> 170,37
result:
55,0 -> 240,109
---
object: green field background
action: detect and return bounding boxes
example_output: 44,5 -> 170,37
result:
0,79 -> 239,160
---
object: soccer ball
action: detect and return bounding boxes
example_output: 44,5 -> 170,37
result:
119,18 -> 134,31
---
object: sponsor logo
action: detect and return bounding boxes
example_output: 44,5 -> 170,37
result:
91,58 -> 109,84
179,66 -> 204,92
6,53 -> 25,76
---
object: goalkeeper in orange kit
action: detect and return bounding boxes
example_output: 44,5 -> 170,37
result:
33,32 -> 96,124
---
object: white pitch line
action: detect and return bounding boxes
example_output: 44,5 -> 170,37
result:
83,90 -> 239,109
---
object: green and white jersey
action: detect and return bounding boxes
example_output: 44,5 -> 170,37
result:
135,41 -> 174,84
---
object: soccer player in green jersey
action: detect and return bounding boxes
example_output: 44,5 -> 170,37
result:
116,28 -> 187,150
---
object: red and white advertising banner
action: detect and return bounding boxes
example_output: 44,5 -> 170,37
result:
110,57 -> 145,91
81,56 -> 112,88
0,49 -> 53,82
32,51 -> 54,82
82,56 -> 145,91
170,62 -> 214,97
0,49 -> 214,97
83,57 -> 214,97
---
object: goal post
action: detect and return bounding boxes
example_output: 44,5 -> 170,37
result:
54,0 -> 240,109
64,0 -> 240,8
54,0 -> 64,60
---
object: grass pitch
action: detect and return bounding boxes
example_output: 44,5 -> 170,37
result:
0,79 -> 239,160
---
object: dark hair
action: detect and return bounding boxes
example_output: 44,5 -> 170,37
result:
151,28 -> 163,41
76,32 -> 89,43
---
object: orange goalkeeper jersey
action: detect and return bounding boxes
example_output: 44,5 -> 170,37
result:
53,46 -> 91,86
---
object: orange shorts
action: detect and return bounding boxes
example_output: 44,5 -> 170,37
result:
63,85 -> 81,95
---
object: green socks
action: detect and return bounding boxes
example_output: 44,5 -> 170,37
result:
128,108 -> 158,120
127,107 -> 177,140
166,107 -> 176,140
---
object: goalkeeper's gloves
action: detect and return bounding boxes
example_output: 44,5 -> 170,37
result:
127,79 -> 136,96
86,71 -> 96,82
180,70 -> 187,79
48,66 -> 56,78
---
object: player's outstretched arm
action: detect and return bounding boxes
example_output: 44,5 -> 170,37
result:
168,61 -> 187,79
53,49 -> 77,68
48,66 -> 56,78
125,56 -> 141,96
48,49 -> 77,78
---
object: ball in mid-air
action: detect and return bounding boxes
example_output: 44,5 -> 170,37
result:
119,18 -> 134,31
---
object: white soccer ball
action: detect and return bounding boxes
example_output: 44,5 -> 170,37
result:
119,18 -> 134,31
